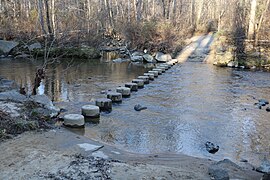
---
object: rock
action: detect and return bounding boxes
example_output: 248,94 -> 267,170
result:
261,173 -> 270,180
240,159 -> 248,163
208,166 -> 229,180
14,54 -> 31,59
132,51 -> 144,56
0,90 -> 27,103
28,42 -> 42,51
152,68 -> 162,75
107,92 -> 122,103
112,58 -> 130,63
30,95 -> 60,118
227,61 -> 238,68
0,79 -> 19,92
95,98 -> 112,112
0,40 -> 19,55
266,107 -> 270,112
205,141 -> 219,154
134,104 -> 147,111
137,76 -> 150,84
155,52 -> 172,62
156,66 -> 166,72
256,157 -> 270,173
0,101 -> 22,118
143,73 -> 155,80
131,56 -> 143,62
148,71 -> 159,77
259,99 -> 269,106
125,83 -> 138,91
81,105 -> 100,118
63,114 -> 85,128
143,54 -> 154,63
116,87 -> 131,97
132,79 -> 144,88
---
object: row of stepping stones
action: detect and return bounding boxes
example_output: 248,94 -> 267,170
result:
63,59 -> 179,128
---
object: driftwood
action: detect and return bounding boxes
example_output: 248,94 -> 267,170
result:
32,68 -> 45,95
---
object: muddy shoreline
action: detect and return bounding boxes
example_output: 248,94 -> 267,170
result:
0,127 -> 264,179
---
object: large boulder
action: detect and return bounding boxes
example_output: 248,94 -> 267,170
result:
0,78 -> 19,93
28,42 -> 42,51
0,40 -> 19,55
143,54 -> 155,63
132,51 -> 144,57
155,52 -> 172,62
0,90 -> 26,103
30,95 -> 60,117
131,56 -> 143,62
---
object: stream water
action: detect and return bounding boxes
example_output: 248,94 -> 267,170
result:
0,57 -> 269,165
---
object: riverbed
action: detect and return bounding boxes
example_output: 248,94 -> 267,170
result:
0,57 -> 269,166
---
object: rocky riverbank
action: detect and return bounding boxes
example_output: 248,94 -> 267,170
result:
208,34 -> 270,71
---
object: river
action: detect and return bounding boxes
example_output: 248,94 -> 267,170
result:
0,56 -> 269,166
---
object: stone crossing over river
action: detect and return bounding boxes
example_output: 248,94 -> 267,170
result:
64,59 -> 178,127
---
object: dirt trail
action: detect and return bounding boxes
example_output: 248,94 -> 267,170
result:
177,34 -> 214,63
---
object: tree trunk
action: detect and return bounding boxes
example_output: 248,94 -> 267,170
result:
255,0 -> 270,46
128,0 -> 131,22
51,0 -> 56,38
38,0 -> 47,36
248,0 -> 256,40
45,0 -> 53,41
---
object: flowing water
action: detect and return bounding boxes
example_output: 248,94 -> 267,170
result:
0,57 -> 269,165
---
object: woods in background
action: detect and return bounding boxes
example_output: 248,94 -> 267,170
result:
0,0 -> 269,50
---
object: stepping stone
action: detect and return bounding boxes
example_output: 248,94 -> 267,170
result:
63,114 -> 85,128
81,105 -> 100,118
125,83 -> 138,91
116,87 -> 131,97
107,92 -> 122,103
152,68 -> 162,75
132,79 -> 144,88
95,98 -> 112,112
148,71 -> 159,77
137,76 -> 150,84
143,73 -> 155,80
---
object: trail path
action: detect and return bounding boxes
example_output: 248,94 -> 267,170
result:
177,34 -> 215,63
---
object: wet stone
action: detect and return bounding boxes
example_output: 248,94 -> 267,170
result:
81,105 -> 100,118
205,141 -> 219,154
132,79 -> 144,88
156,66 -> 166,72
152,68 -> 162,75
134,104 -> 147,111
137,76 -> 150,84
63,114 -> 85,128
116,87 -> 131,97
95,98 -> 112,112
143,73 -> 155,80
159,64 -> 169,70
125,83 -> 138,91
148,71 -> 158,77
107,92 -> 122,103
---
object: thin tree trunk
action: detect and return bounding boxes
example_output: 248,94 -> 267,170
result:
255,0 -> 270,46
45,0 -> 53,40
128,0 -> 131,22
38,0 -> 47,35
248,0 -> 257,40
51,0 -> 56,37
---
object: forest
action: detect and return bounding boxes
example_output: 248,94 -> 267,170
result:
0,0 -> 270,53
